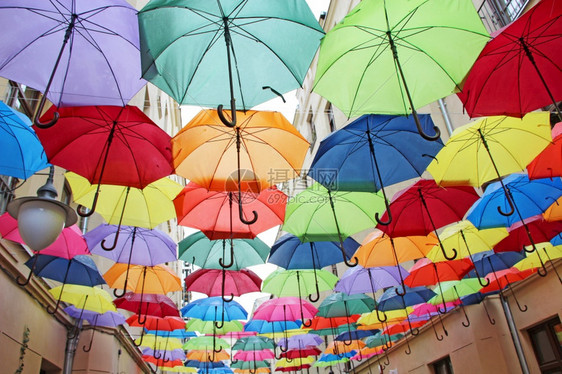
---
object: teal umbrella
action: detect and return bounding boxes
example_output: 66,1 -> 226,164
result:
232,336 -> 275,351
138,0 -> 324,127
312,0 -> 489,140
283,183 -> 385,267
178,231 -> 269,270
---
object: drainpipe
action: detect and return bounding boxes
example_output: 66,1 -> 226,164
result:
500,294 -> 530,374
438,99 -> 454,136
63,320 -> 82,374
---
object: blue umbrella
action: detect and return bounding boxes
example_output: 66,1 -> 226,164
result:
0,100 -> 49,179
145,329 -> 196,339
245,319 -> 301,334
185,361 -> 226,369
335,329 -> 379,342
467,251 -> 525,278
550,233 -> 562,246
205,368 -> 234,374
460,291 -> 499,326
269,234 -> 359,269
24,254 -> 105,314
181,296 -> 247,328
309,114 -> 443,224
467,174 -> 562,230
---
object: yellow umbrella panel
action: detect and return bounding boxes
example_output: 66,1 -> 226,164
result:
48,284 -> 115,314
515,242 -> 562,278
66,172 -> 182,229
427,113 -> 551,187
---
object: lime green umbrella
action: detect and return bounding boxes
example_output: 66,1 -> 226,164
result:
429,279 -> 483,327
312,0 -> 489,140
185,318 -> 243,335
178,231 -> 269,270
261,268 -> 338,302
283,183 -> 385,266
183,336 -> 230,351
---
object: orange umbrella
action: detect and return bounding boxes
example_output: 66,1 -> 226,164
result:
104,264 -> 182,296
186,349 -> 230,362
325,340 -> 365,355
172,109 -> 308,224
234,368 -> 270,374
543,196 -> 562,221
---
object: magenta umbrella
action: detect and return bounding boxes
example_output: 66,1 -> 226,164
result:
233,349 -> 275,361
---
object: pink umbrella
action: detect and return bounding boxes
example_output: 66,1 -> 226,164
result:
233,349 -> 275,361
410,301 -> 460,341
185,268 -> 262,302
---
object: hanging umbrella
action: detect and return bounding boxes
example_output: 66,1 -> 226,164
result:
144,357 -> 183,368
252,297 -> 317,341
147,329 -> 195,339
365,332 -> 403,349
404,258 -> 474,287
334,265 -> 407,296
0,101 -> 49,179
357,308 -> 412,329
494,216 -> 562,253
138,0 -> 323,114
377,179 -> 480,261
141,347 -> 186,362
280,347 -> 321,360
283,183 -> 385,266
514,242 -> 561,282
482,268 -> 538,295
114,292 -> 179,324
181,297 -> 248,329
25,254 -> 105,314
309,113 -> 443,223
244,320 -> 301,335
185,268 -> 262,302
186,319 -> 243,335
528,123 -> 562,179
276,356 -> 315,368
186,350 -> 230,362
230,360 -> 270,370
428,279 -> 484,327
0,0 -> 146,127
232,336 -> 275,352
136,335 -> 183,351
261,269 -> 338,304
312,0 -> 489,140
64,305 -> 125,352
469,251 -> 526,279
127,315 -> 186,331
104,264 -> 182,301
544,196 -> 562,222
66,172 -> 182,229
174,182 -> 286,245
178,231 -> 269,270
277,334 -> 323,351
269,234 -> 359,270
457,0 -> 562,120
184,336 -> 230,351
48,284 -> 115,314
335,330 -> 378,343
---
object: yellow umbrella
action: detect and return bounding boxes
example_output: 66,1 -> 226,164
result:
259,328 -> 310,339
276,356 -> 315,368
357,307 -> 413,328
48,284 -> 115,314
325,340 -> 365,355
515,242 -> 562,277
161,367 -> 197,373
66,172 -> 182,229
427,113 -> 551,187
135,336 -> 183,350
426,221 -> 508,263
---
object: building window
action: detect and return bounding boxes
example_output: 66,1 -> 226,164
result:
431,356 -> 454,374
327,103 -> 336,132
4,81 -> 39,118
528,317 -> 562,373
307,111 -> 316,149
477,0 -> 529,33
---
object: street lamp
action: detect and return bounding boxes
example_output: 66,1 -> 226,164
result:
7,166 -> 77,251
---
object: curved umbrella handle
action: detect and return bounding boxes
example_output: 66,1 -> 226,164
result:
382,347 -> 390,366
340,244 -> 359,268
439,242 -> 457,261
154,349 -> 162,359
506,277 -> 528,312
482,300 -> 496,325
101,229 -> 120,251
307,270 -> 321,303
375,202 -> 392,226
217,103 -> 237,128
133,329 -> 145,347
162,356 -> 170,364
82,329 -> 95,352
47,266 -> 71,314
414,112 -> 441,141
431,317 -> 444,341
77,203 -> 96,217
221,268 -> 235,302
437,313 -> 449,336
404,334 -> 412,355
219,239 -> 235,268
17,255 -> 39,286
395,284 -> 406,297
452,286 -> 471,327
207,350 -> 216,362
497,188 -> 515,216
239,202 -> 258,225
274,346 -> 284,360
231,358 -> 239,364
33,100 -> 59,129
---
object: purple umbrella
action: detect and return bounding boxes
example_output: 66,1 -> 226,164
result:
0,0 -> 146,127
278,334 -> 323,350
409,302 -> 459,342
64,305 -> 126,352
141,348 -> 186,361
85,224 -> 177,298
334,265 -> 409,324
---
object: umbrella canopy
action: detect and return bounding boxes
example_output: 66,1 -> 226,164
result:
280,347 -> 321,359
357,308 -> 412,327
0,214 -> 88,259
230,360 -> 270,370
0,0 -> 146,115
335,265 -> 407,295
514,243 -> 562,272
184,336 -> 230,351
24,254 -> 105,286
104,264 -> 182,294
269,234 -> 359,269
185,269 -> 262,297
335,330 -> 378,342
113,292 -> 179,318
252,297 -> 317,322
48,284 -> 115,314
317,293 -> 375,318
378,286 -> 436,311
494,216 -> 562,253
35,105 -> 173,189
428,279 -> 484,305
127,315 -> 186,331
261,269 -> 338,299
467,174 -> 562,229
365,332 -> 403,348
181,297 -> 247,321
232,336 -> 275,351
186,319 -> 243,335
277,334 -> 323,350
137,336 -> 183,350
172,110 -> 309,192
178,232 -> 269,270
544,196 -> 562,222
141,348 -> 186,362
427,113 -> 551,187
276,357 -> 315,368
63,305 -> 125,327
138,0 -> 324,109
404,258 -> 474,287
244,320 -> 301,335
481,268 -> 537,294
186,350 -> 230,362
174,183 -> 286,240
0,101 -> 49,179
86,225 -> 177,266
66,172 -> 182,229
527,123 -> 562,180
457,0 -> 562,119
313,0 -> 488,139
468,251 -> 526,279
309,114 -> 443,193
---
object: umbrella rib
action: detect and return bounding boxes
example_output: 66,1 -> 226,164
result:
240,128 -> 305,172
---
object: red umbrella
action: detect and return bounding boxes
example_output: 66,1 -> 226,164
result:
527,123 -> 562,179
405,258 -> 474,287
493,216 -> 562,253
174,182 -> 286,240
35,105 -> 173,216
126,315 -> 186,331
275,365 -> 311,372
307,315 -> 361,331
377,179 -> 479,261
280,347 -> 321,359
457,0 -> 562,120
113,292 -> 180,319
185,268 -> 262,302
481,267 -> 537,313
143,356 -> 183,368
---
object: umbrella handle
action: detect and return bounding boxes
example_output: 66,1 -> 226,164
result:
375,202 -> 392,226
482,299 -> 496,325
77,182 -> 102,217
17,255 -> 39,286
101,228 -> 121,251
307,271 -> 321,302
82,329 -> 95,352
437,312 -> 449,337
154,349 -> 162,359
33,99 -> 59,128
274,347 -> 284,360
404,334 -> 412,355
430,316 -> 444,341
221,292 -> 234,303
208,350 -> 216,362
217,103 -> 237,128
162,356 -> 170,364
395,284 -> 406,297
133,329 -> 145,347
440,242 -> 457,261
218,240 -> 235,269
239,203 -> 258,225
413,111 -> 441,141
497,187 -> 515,216
231,358 -> 239,364
506,277 -> 528,313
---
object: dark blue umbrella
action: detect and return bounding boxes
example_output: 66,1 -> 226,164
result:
185,360 -> 226,369
24,254 -> 105,314
335,329 -> 379,342
467,251 -> 525,278
550,233 -> 562,246
467,174 -> 562,230
461,291 -> 499,325
0,100 -> 49,179
309,114 -> 443,225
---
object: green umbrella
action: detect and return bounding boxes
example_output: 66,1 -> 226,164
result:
261,269 -> 338,302
314,357 -> 349,367
365,332 -> 403,348
283,183 -> 385,266
178,232 -> 269,270
230,360 -> 270,370
185,318 -> 243,335
138,0 -> 324,127
232,336 -> 275,351
183,336 -> 230,351
312,0 -> 489,140
429,279 -> 483,328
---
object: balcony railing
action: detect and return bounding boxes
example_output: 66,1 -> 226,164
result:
477,0 -> 530,33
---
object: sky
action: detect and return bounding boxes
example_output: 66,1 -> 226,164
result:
183,0 -> 330,315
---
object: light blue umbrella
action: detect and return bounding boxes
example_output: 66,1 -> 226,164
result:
0,101 -> 49,179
